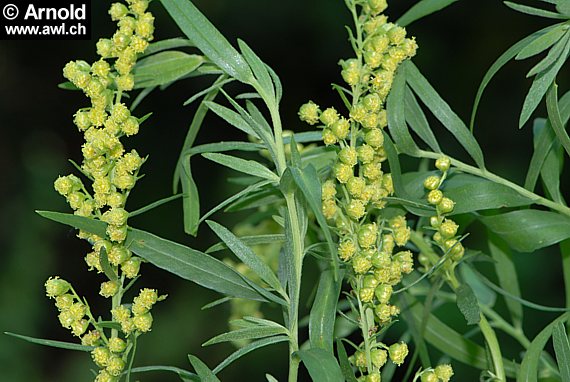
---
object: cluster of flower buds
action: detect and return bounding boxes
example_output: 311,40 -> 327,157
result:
418,156 -> 465,273
48,2 -> 162,381
299,0 -> 417,379
420,364 -> 454,382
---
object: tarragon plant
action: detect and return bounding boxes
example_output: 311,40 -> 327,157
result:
8,0 -> 570,381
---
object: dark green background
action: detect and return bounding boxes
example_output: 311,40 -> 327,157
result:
0,0 -> 568,380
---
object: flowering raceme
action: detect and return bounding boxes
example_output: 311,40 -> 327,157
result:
46,1 -> 165,381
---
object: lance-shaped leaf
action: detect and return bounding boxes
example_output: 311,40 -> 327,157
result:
309,269 -> 343,353
296,348 -> 344,382
203,153 -> 279,182
397,0 -> 459,27
188,355 -> 220,382
133,51 -> 204,89
553,321 -> 570,382
5,332 -> 95,352
160,0 -> 254,84
36,210 -> 107,237
387,65 -> 420,155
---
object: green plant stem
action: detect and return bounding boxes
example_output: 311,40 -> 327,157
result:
480,305 -> 530,348
479,314 -> 506,382
417,149 -> 570,217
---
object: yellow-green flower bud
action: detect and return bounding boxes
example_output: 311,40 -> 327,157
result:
438,197 -> 455,214
107,192 -> 126,208
322,199 -> 337,220
108,245 -> 131,266
334,163 -> 353,184
320,107 -> 339,127
365,129 -> 384,147
374,267 -> 390,284
341,66 -> 360,86
130,0 -> 149,15
359,287 -> 375,303
109,3 -> 129,21
352,253 -> 373,274
45,277 -> 71,298
331,118 -> 350,140
430,216 -> 442,228
421,371 -> 438,382
363,93 -> 381,113
71,319 -> 89,336
111,103 -> 130,124
111,305 -> 131,323
346,199 -> 366,220
371,348 -> 388,368
85,251 -> 102,272
435,364 -> 454,382
374,303 -> 393,324
361,113 -> 379,129
121,257 -> 142,278
402,38 -> 418,57
371,251 -> 390,268
74,110 -> 91,131
439,219 -> 458,238
102,207 -> 129,226
427,189 -> 443,205
298,101 -> 320,125
81,330 -> 101,346
135,13 -> 155,39
130,35 -> 149,53
133,312 -> 153,332
55,294 -> 75,310
364,50 -> 383,69
350,103 -> 367,122
368,0 -> 388,15
69,302 -> 87,321
322,128 -> 337,146
393,250 -> 413,274
375,283 -> 393,304
393,226 -> 411,247
352,351 -> 367,368
108,337 -> 127,353
365,372 -> 381,382
357,144 -> 375,164
116,74 -> 135,91
338,240 -> 357,261
381,234 -> 395,254
387,26 -> 406,44
446,240 -> 464,261
58,310 -> 75,328
132,288 -> 158,315
92,346 -> 111,367
388,342 -> 408,366
363,274 -> 379,289
339,147 -> 358,166
358,224 -> 378,248
347,177 -> 366,197
120,116 -> 139,137
322,180 -> 337,200
363,162 -> 382,180
423,175 -> 440,190
106,355 -> 126,377
100,280 -> 120,298
107,224 -> 127,243
435,156 -> 451,172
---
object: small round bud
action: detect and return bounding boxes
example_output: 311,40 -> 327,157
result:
427,189 -> 443,205
298,101 -> 320,125
109,3 -> 129,21
357,144 -> 375,164
55,294 -> 75,310
388,342 -> 409,366
121,257 -> 142,278
423,175 -> 440,190
100,280 -> 120,298
368,0 -> 388,15
320,107 -> 339,127
102,207 -> 129,227
358,224 -> 378,248
322,180 -> 337,200
438,197 -> 455,214
439,219 -> 458,238
434,364 -> 454,382
347,177 -> 366,197
363,275 -> 379,289
322,128 -> 337,146
361,112 -> 379,129
322,199 -> 337,220
107,224 -> 127,243
393,227 -> 411,247
374,303 -> 393,324
375,284 -> 393,304
435,156 -> 451,172
363,162 -> 382,180
429,216 -> 442,228
363,93 -> 381,113
106,355 -> 126,376
387,26 -> 406,44
338,239 -> 357,262
364,50 -> 383,69
365,129 -> 384,147
393,250 -> 413,274
448,240 -> 465,261
346,199 -> 366,220
108,337 -> 127,353
339,147 -> 358,166
359,287 -> 375,303
420,371 -> 438,382
133,312 -> 153,332
91,346 -> 111,367
371,251 -> 390,268
111,305 -> 131,323
45,277 -> 71,298
371,349 -> 388,368
334,163 -> 353,184
95,370 -> 114,382
366,372 -> 381,382
352,253 -> 372,274
116,74 -> 135,91
74,110 -> 91,131
71,319 -> 89,337
331,118 -> 350,140
381,234 -> 395,254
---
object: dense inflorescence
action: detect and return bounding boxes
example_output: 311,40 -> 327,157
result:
46,1 -> 164,381
299,0 -> 419,379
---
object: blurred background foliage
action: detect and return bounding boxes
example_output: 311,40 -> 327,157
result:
0,0 -> 569,380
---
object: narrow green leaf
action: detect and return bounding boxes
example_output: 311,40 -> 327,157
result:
528,30 -> 569,77
516,25 -> 567,60
36,211 -> 107,237
206,234 -> 285,253
488,234 -> 523,327
470,23 -> 560,130
183,78 -> 234,106
133,51 -> 204,89
553,322 -> 570,382
204,101 -> 259,138
562,239 -> 570,325
5,332 -> 95,352
140,37 -> 195,58
202,153 -> 279,182
212,335 -> 289,374
290,165 -> 338,274
387,65 -> 420,155
203,326 -> 287,346
336,340 -> 358,382
206,220 -> 284,296
160,0 -> 254,83
406,297 -> 518,377
266,374 -> 279,382
505,1 -> 568,19
309,269 -> 343,353
296,348 -> 344,382
405,86 -> 441,152
99,247 -> 118,282
558,0 -> 570,16
267,65 -> 283,104
238,39 -> 275,101
126,227 -> 267,301
397,0 -> 459,27
188,355 -> 221,382
456,283 -> 481,325
405,61 -> 485,168
525,118 -> 557,193
128,365 -> 198,381
519,33 -> 570,128
480,210 -> 570,252
518,313 -> 569,382
546,82 -> 570,158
